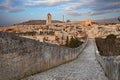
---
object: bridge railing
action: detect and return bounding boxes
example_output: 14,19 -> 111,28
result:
0,32 -> 88,80
94,39 -> 120,80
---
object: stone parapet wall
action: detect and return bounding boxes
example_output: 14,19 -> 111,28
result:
0,32 -> 88,80
94,39 -> 120,80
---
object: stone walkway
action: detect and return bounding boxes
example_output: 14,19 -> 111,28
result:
22,39 -> 108,80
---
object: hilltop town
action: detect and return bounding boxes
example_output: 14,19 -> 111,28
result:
0,13 -> 120,80
0,13 -> 120,45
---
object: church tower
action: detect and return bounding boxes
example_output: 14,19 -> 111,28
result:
46,13 -> 52,25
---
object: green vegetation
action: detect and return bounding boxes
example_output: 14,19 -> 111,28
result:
39,31 -> 44,35
66,19 -> 71,22
116,47 -> 120,55
96,34 -> 120,56
17,31 -> 37,36
47,31 -> 54,35
40,31 -> 54,35
118,17 -> 120,22
65,37 -> 83,48
106,34 -> 116,40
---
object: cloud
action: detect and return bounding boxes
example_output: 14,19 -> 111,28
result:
65,0 -> 94,11
65,0 -> 120,16
65,10 -> 91,16
0,0 -> 72,12
0,0 -> 25,12
91,8 -> 120,15
26,0 -> 71,7
0,0 -> 120,16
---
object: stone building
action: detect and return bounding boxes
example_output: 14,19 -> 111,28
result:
46,13 -> 52,25
85,19 -> 92,26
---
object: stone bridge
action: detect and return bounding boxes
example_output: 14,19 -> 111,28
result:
0,32 -> 109,80
22,39 -> 108,80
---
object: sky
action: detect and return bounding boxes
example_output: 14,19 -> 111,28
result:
0,0 -> 120,26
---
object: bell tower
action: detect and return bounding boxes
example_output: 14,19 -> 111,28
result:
46,13 -> 52,25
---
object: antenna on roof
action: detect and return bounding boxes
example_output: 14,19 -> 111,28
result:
63,15 -> 64,22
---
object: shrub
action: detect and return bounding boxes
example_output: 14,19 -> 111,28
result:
17,31 -> 37,36
106,34 -> 116,40
39,31 -> 43,35
47,31 -> 54,35
116,47 -> 120,55
65,37 -> 83,48
95,35 -> 120,56
66,19 -> 71,22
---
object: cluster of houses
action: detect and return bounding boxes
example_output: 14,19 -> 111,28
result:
0,13 -> 120,45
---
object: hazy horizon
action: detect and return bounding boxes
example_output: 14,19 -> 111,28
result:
0,0 -> 120,26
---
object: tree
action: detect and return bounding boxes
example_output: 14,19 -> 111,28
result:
118,17 -> 120,22
106,34 -> 116,40
106,34 -> 117,43
66,19 -> 71,22
65,36 -> 69,47
65,37 -> 83,48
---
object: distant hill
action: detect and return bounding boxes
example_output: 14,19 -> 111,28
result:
15,20 -> 63,25
94,17 -> 120,23
92,17 -> 120,25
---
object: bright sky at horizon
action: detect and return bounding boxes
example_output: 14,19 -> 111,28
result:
0,0 -> 120,26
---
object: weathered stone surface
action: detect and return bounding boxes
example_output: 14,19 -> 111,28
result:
115,56 -> 120,62
0,32 -> 87,80
94,40 -> 120,80
22,39 -> 108,80
46,13 -> 52,25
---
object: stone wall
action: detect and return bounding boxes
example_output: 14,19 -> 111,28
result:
94,39 -> 120,80
0,32 -> 88,80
